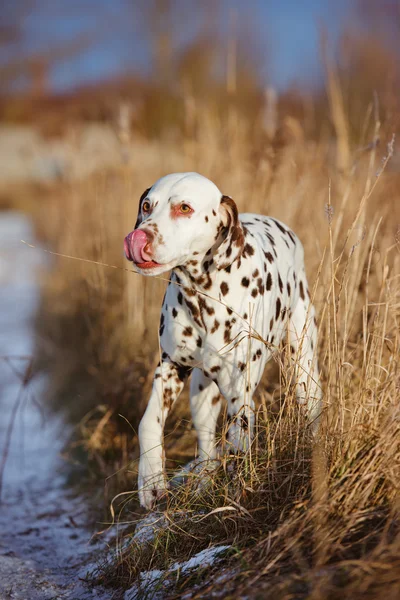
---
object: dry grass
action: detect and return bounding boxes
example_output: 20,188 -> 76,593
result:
31,94 -> 400,598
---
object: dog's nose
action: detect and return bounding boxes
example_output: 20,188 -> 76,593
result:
124,230 -> 153,263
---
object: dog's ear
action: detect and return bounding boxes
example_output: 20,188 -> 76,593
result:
135,187 -> 151,228
214,195 -> 244,270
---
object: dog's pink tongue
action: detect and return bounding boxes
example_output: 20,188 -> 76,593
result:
130,230 -> 149,263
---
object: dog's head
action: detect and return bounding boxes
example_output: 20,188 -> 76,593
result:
124,172 -> 244,276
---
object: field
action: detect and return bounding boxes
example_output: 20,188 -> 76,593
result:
26,90 -> 400,599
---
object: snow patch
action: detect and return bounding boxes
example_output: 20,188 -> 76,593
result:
132,512 -> 169,545
124,545 -> 230,600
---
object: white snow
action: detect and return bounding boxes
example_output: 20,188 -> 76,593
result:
132,512 -> 169,545
124,544 -> 231,600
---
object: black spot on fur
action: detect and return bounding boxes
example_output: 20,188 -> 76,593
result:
266,272 -> 272,291
241,414 -> 249,430
220,281 -> 229,296
224,327 -> 232,344
272,219 -> 288,235
278,273 -> 283,293
299,281 -> 305,301
275,298 -> 281,320
159,314 -> 165,336
264,251 -> 274,263
243,243 -> 255,258
211,319 -> 220,333
176,363 -> 192,382
183,326 -> 193,337
257,278 -> 264,295
241,277 -> 250,287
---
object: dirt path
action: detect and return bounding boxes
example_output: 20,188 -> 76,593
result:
0,213 -> 115,600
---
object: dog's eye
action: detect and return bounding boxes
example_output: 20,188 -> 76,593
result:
180,203 -> 192,214
142,201 -> 151,213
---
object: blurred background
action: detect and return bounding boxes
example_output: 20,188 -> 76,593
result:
0,0 -> 399,505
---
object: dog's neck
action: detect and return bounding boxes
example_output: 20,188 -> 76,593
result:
173,227 -> 232,292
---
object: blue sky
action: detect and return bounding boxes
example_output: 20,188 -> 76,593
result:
20,0 -> 352,93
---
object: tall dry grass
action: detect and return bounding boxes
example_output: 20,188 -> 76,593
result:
33,92 -> 400,597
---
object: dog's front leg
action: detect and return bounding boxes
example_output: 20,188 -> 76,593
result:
138,358 -> 189,509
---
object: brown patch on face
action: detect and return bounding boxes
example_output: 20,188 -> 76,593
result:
170,203 -> 194,220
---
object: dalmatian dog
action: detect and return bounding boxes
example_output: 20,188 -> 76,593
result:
124,172 -> 322,509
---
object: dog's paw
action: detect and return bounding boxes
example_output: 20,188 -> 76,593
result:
138,469 -> 168,510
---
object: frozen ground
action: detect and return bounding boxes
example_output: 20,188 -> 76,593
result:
124,544 -> 231,600
0,213 -> 113,599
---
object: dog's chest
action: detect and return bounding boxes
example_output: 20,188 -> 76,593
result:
160,266 -> 265,367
